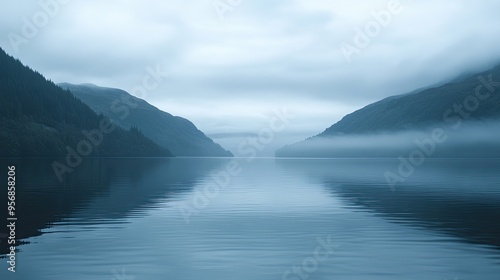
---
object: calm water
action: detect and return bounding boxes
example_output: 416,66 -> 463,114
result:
1,158 -> 500,279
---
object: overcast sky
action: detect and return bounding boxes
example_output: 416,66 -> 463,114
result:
1,0 -> 500,154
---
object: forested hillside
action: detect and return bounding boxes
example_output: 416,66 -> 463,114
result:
0,48 -> 170,157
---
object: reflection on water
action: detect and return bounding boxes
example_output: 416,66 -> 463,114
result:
278,158 -> 500,250
0,158 -> 222,254
0,158 -> 499,279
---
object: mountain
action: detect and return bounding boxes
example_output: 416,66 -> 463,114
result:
58,83 -> 233,157
0,48 -> 170,158
277,65 -> 500,157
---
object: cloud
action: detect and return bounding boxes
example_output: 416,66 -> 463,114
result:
278,121 -> 500,158
1,0 -> 500,154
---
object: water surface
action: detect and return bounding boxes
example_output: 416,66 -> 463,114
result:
1,158 -> 499,279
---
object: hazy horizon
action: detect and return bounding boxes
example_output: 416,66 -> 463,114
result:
2,0 -> 500,155
3,3 -> 500,279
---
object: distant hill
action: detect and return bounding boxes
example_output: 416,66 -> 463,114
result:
58,83 -> 233,157
277,65 -> 500,157
0,48 -> 170,158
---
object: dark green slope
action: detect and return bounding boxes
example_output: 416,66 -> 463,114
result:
0,48 -> 170,157
321,65 -> 500,136
58,83 -> 233,157
277,65 -> 500,157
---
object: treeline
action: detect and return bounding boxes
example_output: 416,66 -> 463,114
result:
0,48 -> 171,157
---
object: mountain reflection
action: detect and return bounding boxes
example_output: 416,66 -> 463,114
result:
0,158 -> 224,255
277,158 -> 500,250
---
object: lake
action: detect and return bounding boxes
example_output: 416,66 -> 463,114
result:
1,158 -> 500,279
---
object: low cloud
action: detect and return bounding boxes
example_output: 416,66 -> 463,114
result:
279,121 -> 500,158
1,0 -> 500,148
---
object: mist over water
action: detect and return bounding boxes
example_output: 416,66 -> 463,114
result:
2,158 -> 500,279
278,121 -> 500,158
1,1 -> 500,279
